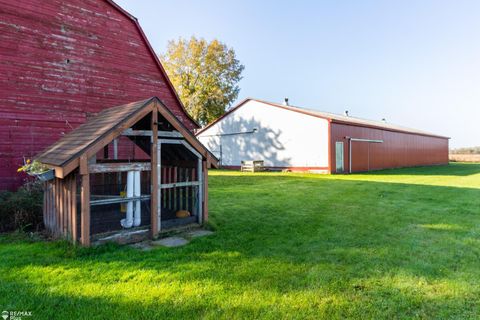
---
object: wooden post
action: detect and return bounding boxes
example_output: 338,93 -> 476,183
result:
203,160 -> 208,222
60,179 -> 65,236
71,175 -> 78,244
197,158 -> 203,224
80,155 -> 90,246
63,179 -> 68,237
157,141 -> 161,232
55,179 -> 59,235
150,109 -> 159,238
43,182 -> 47,229
173,166 -> 177,211
46,181 -> 52,232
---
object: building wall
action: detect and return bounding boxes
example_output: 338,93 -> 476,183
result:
0,0 -> 196,190
197,100 -> 330,169
330,123 -> 449,173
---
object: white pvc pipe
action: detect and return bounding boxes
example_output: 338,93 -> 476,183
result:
133,171 -> 141,227
121,171 -> 134,228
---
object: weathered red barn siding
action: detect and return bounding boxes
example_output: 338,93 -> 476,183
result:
330,123 -> 449,173
0,0 -> 197,190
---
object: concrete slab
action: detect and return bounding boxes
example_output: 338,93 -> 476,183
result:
129,242 -> 154,251
185,229 -> 214,238
152,236 -> 189,247
94,229 -> 150,245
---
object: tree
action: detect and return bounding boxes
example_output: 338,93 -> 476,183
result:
160,37 -> 244,126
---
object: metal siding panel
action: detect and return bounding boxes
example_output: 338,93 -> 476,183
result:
330,123 -> 449,173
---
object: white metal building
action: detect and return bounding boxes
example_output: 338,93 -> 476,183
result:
196,98 -> 330,172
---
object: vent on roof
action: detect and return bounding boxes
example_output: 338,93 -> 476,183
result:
344,110 -> 349,117
283,98 -> 289,106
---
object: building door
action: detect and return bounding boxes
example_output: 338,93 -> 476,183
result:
351,141 -> 369,172
335,141 -> 344,173
348,138 -> 383,173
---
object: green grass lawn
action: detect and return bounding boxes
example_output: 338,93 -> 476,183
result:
1,163 -> 479,319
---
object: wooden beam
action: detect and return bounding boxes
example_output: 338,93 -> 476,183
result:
96,159 -> 150,163
55,159 -> 79,179
181,141 -> 202,159
160,181 -> 201,189
53,166 -> 64,179
160,131 -> 183,138
90,195 -> 150,206
88,162 -> 151,173
150,110 -> 159,238
80,155 -> 90,246
203,160 -> 208,222
157,139 -> 202,159
159,139 -> 182,144
122,129 -> 183,138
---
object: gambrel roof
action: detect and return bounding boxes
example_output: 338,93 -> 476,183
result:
104,0 -> 199,129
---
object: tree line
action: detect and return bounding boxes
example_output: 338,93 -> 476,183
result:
450,146 -> 480,154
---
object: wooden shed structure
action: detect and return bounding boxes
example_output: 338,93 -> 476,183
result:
36,97 -> 217,246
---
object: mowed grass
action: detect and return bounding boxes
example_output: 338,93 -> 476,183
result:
1,163 -> 479,319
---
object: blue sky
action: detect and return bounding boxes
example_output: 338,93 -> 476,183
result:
116,0 -> 480,148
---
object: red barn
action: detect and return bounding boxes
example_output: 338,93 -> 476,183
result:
0,0 -> 198,190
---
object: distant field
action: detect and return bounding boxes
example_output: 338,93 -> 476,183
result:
449,154 -> 480,162
0,163 -> 479,319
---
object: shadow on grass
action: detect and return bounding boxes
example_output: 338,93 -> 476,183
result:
1,174 -> 479,318
1,262 -> 478,319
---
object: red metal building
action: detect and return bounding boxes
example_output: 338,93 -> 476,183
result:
0,0 -> 198,190
329,119 -> 449,173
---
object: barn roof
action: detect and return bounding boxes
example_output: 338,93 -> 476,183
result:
36,97 -> 217,178
104,0 -> 200,129
197,98 -> 449,139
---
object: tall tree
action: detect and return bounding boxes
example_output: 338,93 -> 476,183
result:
160,37 -> 244,126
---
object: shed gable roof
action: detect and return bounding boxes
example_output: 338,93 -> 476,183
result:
36,99 -> 152,168
36,97 -> 217,178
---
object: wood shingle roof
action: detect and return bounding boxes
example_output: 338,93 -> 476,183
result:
36,99 -> 152,167
36,97 -> 217,178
